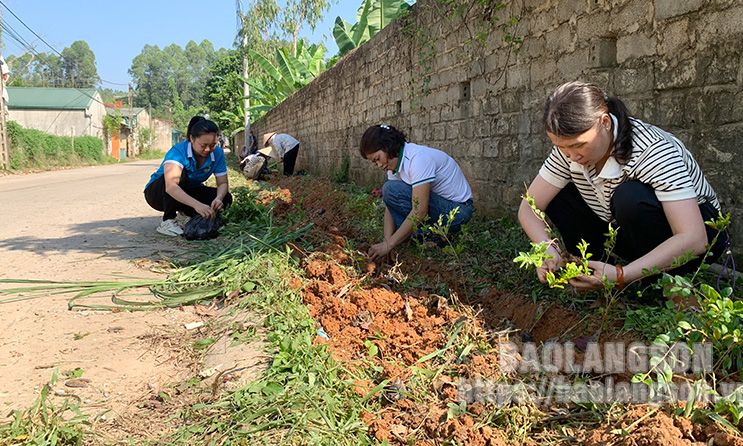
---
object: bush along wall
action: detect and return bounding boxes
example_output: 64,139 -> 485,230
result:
7,121 -> 108,170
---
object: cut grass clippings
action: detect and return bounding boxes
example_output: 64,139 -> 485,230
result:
167,253 -> 375,445
0,211 -> 313,311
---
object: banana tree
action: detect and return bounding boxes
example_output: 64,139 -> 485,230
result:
333,0 -> 411,57
245,41 -> 326,115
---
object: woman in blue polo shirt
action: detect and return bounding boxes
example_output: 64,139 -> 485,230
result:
144,116 -> 232,236
360,124 -> 474,262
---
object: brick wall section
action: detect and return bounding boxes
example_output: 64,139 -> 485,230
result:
247,0 -> 743,254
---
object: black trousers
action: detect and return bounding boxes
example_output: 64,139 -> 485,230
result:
545,181 -> 726,276
283,144 -> 299,176
144,171 -> 233,221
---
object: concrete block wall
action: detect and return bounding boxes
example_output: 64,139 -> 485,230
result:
247,0 -> 743,253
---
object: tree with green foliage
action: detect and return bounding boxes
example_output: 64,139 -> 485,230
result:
129,39 -> 223,130
236,0 -> 334,116
61,41 -> 100,88
240,0 -> 334,56
129,44 -> 171,112
6,41 -> 99,88
282,0 -> 335,55
246,40 -> 325,116
98,87 -> 127,104
204,50 -> 246,136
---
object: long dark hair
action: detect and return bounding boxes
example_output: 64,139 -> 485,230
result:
543,81 -> 633,164
359,125 -> 407,158
186,116 -> 220,142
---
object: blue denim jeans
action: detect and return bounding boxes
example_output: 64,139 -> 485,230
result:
383,180 -> 474,233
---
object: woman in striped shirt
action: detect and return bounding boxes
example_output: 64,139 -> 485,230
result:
518,81 -> 726,291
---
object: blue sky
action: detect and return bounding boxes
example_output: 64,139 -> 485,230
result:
1,0 -> 363,90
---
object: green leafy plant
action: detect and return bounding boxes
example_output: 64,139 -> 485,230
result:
0,370 -> 90,445
332,0 -> 411,57
246,40 -> 326,115
63,368 -> 84,379
627,213 -> 742,426
332,155 -> 351,183
7,121 -> 111,170
513,193 -> 606,290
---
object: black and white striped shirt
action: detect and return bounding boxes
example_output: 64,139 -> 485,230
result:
539,116 -> 720,223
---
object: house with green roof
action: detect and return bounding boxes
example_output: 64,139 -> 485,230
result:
7,87 -> 106,141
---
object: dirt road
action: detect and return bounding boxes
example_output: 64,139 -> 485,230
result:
0,161 -> 205,416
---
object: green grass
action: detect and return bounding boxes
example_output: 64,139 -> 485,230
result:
0,370 -> 90,446
134,148 -> 166,160
169,253 -> 375,445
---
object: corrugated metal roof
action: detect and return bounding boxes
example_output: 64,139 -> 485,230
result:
7,87 -> 99,110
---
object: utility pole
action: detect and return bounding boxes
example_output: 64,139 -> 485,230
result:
0,60 -> 7,170
0,8 -> 8,170
148,103 -> 153,150
237,1 -> 250,145
128,83 -> 133,157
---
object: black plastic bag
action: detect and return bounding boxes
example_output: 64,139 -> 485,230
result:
183,213 -> 223,241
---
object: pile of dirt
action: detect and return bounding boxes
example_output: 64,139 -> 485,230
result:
582,408 -> 743,446
303,259 -> 456,365
301,257 -> 509,445
264,175 -> 743,446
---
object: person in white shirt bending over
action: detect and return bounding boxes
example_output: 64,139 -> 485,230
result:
360,124 -> 474,262
263,132 -> 299,176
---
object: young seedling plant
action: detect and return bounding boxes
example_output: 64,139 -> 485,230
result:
515,191 -> 743,429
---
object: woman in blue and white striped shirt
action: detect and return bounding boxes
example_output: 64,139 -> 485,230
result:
518,81 -> 726,291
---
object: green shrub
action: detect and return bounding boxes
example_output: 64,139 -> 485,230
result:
74,136 -> 105,162
6,120 -> 106,169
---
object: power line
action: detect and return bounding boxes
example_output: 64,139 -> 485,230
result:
0,0 -> 64,58
0,0 -> 131,88
1,20 -> 35,51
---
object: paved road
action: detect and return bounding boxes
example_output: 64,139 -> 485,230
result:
0,160 -> 200,413
0,160 -> 184,281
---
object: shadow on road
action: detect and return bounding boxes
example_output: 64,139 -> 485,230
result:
0,216 -> 186,262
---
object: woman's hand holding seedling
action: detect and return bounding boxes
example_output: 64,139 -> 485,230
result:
568,260 -> 616,290
536,244 -> 563,283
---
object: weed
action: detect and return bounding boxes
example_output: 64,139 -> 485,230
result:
332,155 -> 351,184
622,301 -> 682,342
192,337 -> 217,352
0,370 -> 90,445
168,253 -> 374,445
63,368 -> 84,380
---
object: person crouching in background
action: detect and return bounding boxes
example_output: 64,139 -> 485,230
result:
263,132 -> 300,176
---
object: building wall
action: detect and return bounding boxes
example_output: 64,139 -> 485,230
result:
246,0 -> 743,251
87,94 -> 106,138
129,109 -> 151,156
152,118 -> 174,152
10,103 -> 105,139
